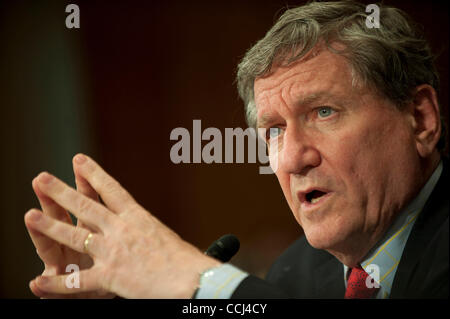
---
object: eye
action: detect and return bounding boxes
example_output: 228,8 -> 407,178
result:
265,127 -> 282,141
317,107 -> 335,118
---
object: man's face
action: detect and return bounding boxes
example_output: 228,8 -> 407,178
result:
254,47 -> 422,262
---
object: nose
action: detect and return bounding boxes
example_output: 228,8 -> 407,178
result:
277,124 -> 321,175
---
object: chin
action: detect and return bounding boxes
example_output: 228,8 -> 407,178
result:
303,228 -> 335,250
302,224 -> 349,251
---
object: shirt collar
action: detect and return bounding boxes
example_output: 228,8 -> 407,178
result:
343,161 -> 443,298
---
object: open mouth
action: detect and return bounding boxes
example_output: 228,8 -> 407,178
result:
299,189 -> 330,206
305,190 -> 327,204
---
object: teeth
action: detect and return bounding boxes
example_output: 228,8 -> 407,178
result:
310,196 -> 322,204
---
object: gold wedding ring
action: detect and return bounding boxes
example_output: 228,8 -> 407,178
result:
84,233 -> 93,253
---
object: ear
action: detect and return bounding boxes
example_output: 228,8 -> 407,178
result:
409,84 -> 441,158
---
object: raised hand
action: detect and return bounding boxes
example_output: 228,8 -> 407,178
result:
25,154 -> 220,298
25,156 -> 114,298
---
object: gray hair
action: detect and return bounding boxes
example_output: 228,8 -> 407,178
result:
236,0 -> 446,151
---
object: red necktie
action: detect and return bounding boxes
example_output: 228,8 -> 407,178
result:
344,265 -> 380,299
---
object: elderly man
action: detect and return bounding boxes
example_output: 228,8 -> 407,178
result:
25,1 -> 448,299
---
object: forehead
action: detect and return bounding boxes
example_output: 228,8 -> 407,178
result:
254,48 -> 355,114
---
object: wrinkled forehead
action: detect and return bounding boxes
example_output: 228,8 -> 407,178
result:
253,47 -> 355,110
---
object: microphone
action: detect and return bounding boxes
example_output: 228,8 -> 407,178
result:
205,234 -> 240,262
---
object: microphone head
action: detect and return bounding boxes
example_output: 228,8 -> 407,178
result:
205,234 -> 240,262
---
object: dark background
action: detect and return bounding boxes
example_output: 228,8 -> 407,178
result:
0,0 -> 448,298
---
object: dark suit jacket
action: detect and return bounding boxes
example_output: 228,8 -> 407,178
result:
232,160 -> 449,299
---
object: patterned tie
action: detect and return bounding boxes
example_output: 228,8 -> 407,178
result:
345,265 -> 380,299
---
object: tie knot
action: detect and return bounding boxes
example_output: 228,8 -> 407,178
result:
345,265 -> 380,299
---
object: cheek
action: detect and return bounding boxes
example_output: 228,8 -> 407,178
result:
325,110 -> 398,176
325,114 -> 414,218
276,172 -> 297,212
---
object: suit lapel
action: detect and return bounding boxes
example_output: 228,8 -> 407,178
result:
391,159 -> 449,298
313,254 -> 345,298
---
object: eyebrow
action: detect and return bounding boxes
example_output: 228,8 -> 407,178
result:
256,91 -> 332,128
296,91 -> 331,106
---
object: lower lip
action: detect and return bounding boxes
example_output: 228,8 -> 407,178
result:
300,192 -> 333,212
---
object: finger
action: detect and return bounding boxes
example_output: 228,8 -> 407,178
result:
34,172 -> 116,233
29,279 -> 67,299
74,164 -> 100,230
74,165 -> 100,203
73,154 -> 136,214
24,217 -> 62,267
34,269 -> 105,295
30,178 -> 71,269
29,279 -> 49,298
25,209 -> 104,257
30,278 -> 112,299
32,178 -> 72,225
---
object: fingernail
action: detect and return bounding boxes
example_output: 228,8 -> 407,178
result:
27,210 -> 41,222
74,154 -> 87,164
38,172 -> 53,184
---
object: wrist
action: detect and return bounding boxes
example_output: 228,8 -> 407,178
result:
180,254 -> 222,299
193,263 -> 249,299
191,260 -> 224,298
